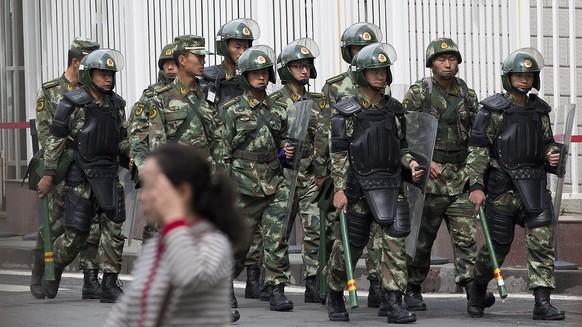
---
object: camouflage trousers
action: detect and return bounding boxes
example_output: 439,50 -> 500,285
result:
34,182 -> 100,271
53,181 -> 125,273
234,185 -> 291,286
142,223 -> 159,241
406,193 -> 477,285
324,197 -> 408,292
474,191 -> 556,289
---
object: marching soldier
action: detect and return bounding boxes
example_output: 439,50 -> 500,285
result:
128,42 -> 177,241
38,49 -> 129,303
202,18 -> 260,109
269,38 -> 328,302
222,45 -> 294,312
325,42 -> 421,323
466,48 -> 565,321
30,38 -> 104,301
320,21 -> 385,308
402,38 -> 494,311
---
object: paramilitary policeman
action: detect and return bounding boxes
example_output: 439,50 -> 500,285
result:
38,49 -> 129,303
320,21 -> 385,308
466,48 -> 565,321
222,45 -> 295,312
202,18 -> 260,109
325,42 -> 422,324
30,37 -> 103,301
402,38 -> 494,311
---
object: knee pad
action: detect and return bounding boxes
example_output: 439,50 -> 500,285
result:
346,209 -> 371,247
64,190 -> 93,233
387,200 -> 411,237
485,199 -> 515,244
527,191 -> 554,229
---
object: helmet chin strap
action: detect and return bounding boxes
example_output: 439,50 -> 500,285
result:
91,84 -> 113,96
252,86 -> 267,93
295,78 -> 309,86
370,85 -> 384,92
514,87 -> 531,95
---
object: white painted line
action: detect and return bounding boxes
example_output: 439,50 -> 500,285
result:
0,284 -> 70,293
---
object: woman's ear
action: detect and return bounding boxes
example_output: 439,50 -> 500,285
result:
177,183 -> 193,213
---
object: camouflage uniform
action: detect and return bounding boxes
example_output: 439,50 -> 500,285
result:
402,76 -> 479,288
30,37 -> 101,300
223,91 -> 291,285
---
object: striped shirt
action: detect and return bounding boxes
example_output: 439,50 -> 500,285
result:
105,220 -> 232,327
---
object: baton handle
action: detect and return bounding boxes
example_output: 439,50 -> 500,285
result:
479,206 -> 508,299
339,211 -> 359,308
41,197 -> 55,280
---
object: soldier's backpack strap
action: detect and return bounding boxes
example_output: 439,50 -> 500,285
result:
480,93 -> 510,112
334,97 -> 362,116
172,93 -> 208,143
421,77 -> 433,108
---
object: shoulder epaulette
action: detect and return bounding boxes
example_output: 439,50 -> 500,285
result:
309,92 -> 323,99
269,91 -> 283,101
275,101 -> 287,109
144,89 -> 155,98
386,96 -> 405,115
222,97 -> 240,110
154,84 -> 172,94
480,93 -> 510,112
325,74 -> 345,85
42,79 -> 60,90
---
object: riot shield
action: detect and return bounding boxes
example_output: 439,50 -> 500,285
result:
281,100 -> 313,240
550,104 -> 576,249
119,168 -> 139,246
403,111 -> 438,259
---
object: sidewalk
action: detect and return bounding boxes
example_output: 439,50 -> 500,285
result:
1,232 -> 581,296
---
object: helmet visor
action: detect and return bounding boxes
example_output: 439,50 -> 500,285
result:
81,48 -> 125,72
218,18 -> 261,41
278,38 -> 320,66
503,47 -> 544,73
237,45 -> 276,73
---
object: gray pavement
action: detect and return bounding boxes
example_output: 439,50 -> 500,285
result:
0,269 -> 581,327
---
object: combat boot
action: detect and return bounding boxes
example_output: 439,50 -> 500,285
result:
82,269 -> 101,299
304,276 -> 319,303
42,266 -> 64,299
367,275 -> 382,307
100,273 -> 123,303
244,264 -> 261,299
326,289 -> 349,321
269,283 -> 294,311
230,283 -> 238,308
532,287 -> 565,320
259,285 -> 271,301
403,283 -> 426,311
464,280 -> 495,308
30,249 -> 46,299
467,280 -> 487,318
384,291 -> 417,323
230,310 -> 240,323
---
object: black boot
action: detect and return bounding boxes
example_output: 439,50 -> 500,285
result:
384,291 -> 417,323
304,276 -> 319,303
244,265 -> 261,299
30,249 -> 45,299
269,283 -> 294,311
327,289 -> 349,321
464,280 -> 495,308
532,287 -> 565,320
367,276 -> 382,307
403,283 -> 426,311
259,285 -> 271,301
231,283 -> 238,308
467,280 -> 487,318
100,273 -> 123,303
82,269 -> 101,299
42,266 -> 64,299
230,310 -> 241,323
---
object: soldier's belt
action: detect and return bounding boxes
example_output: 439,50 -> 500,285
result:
232,149 -> 278,163
432,149 -> 468,164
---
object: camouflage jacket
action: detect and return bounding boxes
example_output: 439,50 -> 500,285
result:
35,74 -> 76,148
221,91 -> 289,197
270,85 -> 327,187
403,77 -> 479,196
466,93 -> 558,190
330,94 -> 415,192
128,74 -> 174,170
43,91 -> 129,175
144,78 -> 224,170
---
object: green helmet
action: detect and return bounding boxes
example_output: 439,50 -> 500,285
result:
158,43 -> 174,70
350,42 -> 397,88
216,18 -> 260,57
425,38 -> 462,68
276,38 -> 319,83
340,22 -> 383,64
501,47 -> 544,92
79,49 -> 124,90
236,45 -> 276,89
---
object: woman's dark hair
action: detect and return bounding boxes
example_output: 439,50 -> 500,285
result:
149,143 -> 247,249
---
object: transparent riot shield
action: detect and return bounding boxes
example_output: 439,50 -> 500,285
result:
119,168 -> 139,246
